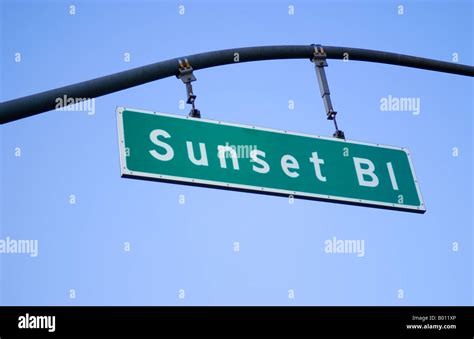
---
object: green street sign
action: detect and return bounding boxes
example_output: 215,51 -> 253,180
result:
117,107 -> 425,213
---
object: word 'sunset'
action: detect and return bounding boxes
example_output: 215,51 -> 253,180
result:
148,129 -> 399,190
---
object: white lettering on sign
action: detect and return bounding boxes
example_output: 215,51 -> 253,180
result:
353,157 -> 379,188
250,150 -> 270,174
186,141 -> 208,166
281,155 -> 300,178
309,152 -> 327,182
146,129 -> 403,192
386,162 -> 399,190
149,129 -> 174,161
217,145 -> 240,170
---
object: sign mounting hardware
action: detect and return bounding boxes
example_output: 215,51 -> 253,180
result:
176,58 -> 201,118
311,44 -> 345,139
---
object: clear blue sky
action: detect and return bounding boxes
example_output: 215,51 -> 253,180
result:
0,0 -> 472,305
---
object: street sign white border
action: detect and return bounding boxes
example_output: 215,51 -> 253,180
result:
116,106 -> 426,214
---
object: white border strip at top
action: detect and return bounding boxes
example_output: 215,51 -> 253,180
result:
116,106 -> 426,213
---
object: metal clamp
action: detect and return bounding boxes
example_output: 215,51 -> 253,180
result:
176,58 -> 201,118
311,44 -> 345,139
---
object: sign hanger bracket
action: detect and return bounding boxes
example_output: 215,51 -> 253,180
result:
311,44 -> 345,139
177,58 -> 201,118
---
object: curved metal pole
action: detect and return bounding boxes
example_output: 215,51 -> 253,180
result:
1,45 -> 472,124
